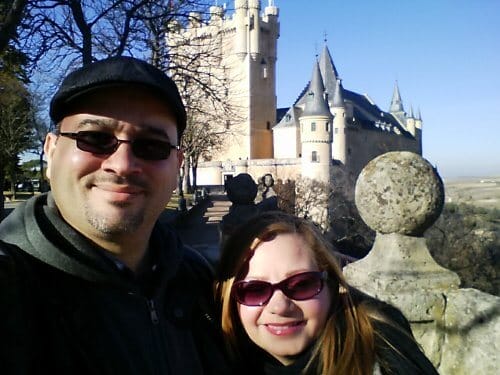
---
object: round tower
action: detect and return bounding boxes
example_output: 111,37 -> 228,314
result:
299,61 -> 333,184
264,0 -> 279,63
248,0 -> 261,59
188,12 -> 202,28
406,105 -> 416,136
332,79 -> 347,165
415,109 -> 423,154
209,5 -> 224,25
234,0 -> 248,59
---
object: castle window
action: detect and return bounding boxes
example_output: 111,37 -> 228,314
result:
311,151 -> 319,162
266,121 -> 271,130
311,122 -> 316,131
335,128 -> 338,134
225,120 -> 230,130
325,122 -> 329,131
261,58 -> 268,79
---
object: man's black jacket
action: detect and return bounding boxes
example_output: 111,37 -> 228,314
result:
0,193 -> 229,374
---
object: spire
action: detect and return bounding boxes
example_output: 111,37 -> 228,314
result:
389,81 -> 405,113
417,108 -> 422,121
409,105 -> 414,119
318,44 -> 339,102
332,79 -> 345,108
303,61 -> 330,117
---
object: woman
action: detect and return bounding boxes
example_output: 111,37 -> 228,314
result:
215,211 -> 438,375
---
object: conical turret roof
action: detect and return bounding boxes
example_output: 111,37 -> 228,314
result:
302,61 -> 331,117
389,81 -> 405,113
332,79 -> 345,108
318,45 -> 339,102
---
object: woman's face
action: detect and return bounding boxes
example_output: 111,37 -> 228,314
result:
236,233 -> 332,365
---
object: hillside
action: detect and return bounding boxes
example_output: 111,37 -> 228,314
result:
444,177 -> 500,210
425,176 -> 500,296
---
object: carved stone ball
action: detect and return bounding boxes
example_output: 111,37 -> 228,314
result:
355,151 -> 444,235
226,173 -> 258,204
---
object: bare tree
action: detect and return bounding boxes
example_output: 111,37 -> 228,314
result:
11,1 -> 237,190
295,177 -> 333,231
166,10 -> 244,192
0,0 -> 28,54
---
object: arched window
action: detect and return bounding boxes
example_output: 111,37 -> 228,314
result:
311,122 -> 316,131
312,151 -> 318,162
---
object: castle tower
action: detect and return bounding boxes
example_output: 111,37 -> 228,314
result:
389,81 -> 406,124
406,105 -> 416,136
299,61 -> 333,184
247,0 -> 279,159
248,0 -> 260,58
415,109 -> 423,154
166,1 -> 279,163
234,0 -> 248,59
332,79 -> 347,165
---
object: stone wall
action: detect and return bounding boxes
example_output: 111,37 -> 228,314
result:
346,126 -> 420,178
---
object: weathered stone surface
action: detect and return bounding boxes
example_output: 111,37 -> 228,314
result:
438,289 -> 500,375
344,233 -> 460,295
346,151 -> 499,373
355,151 -> 444,235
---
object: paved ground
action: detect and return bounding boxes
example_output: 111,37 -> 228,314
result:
164,193 -> 231,266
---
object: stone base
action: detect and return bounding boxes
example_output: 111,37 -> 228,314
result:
344,232 -> 460,294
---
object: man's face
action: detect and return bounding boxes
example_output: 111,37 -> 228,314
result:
44,86 -> 182,243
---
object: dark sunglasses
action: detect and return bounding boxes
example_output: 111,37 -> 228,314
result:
59,131 -> 179,160
232,271 -> 327,306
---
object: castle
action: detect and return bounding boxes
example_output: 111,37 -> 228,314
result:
168,0 -> 422,190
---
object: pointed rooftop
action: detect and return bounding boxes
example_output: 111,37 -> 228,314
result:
302,61 -> 330,117
332,79 -> 345,108
417,108 -> 422,121
318,44 -> 339,100
389,81 -> 405,113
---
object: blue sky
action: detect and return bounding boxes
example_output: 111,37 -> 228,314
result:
273,0 -> 500,179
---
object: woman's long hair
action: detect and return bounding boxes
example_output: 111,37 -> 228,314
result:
215,211 -> 378,375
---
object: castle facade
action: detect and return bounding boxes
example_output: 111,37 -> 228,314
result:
169,0 -> 422,189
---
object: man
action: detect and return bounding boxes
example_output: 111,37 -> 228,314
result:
0,57 -> 228,374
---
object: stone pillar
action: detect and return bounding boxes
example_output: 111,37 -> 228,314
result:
344,151 -> 499,374
219,173 -> 259,247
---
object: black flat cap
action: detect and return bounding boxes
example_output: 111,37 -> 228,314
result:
50,56 -> 186,138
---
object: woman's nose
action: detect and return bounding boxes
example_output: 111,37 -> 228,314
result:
266,290 -> 294,315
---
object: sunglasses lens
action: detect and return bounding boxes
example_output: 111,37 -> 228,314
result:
233,272 -> 325,306
234,281 -> 272,306
283,272 -> 323,300
71,131 -> 173,160
132,139 -> 171,160
76,131 -> 117,154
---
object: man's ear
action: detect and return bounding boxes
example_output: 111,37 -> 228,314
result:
44,132 -> 59,180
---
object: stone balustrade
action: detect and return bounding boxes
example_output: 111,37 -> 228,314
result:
344,151 -> 499,374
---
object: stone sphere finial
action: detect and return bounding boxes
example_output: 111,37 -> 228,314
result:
355,151 -> 444,235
